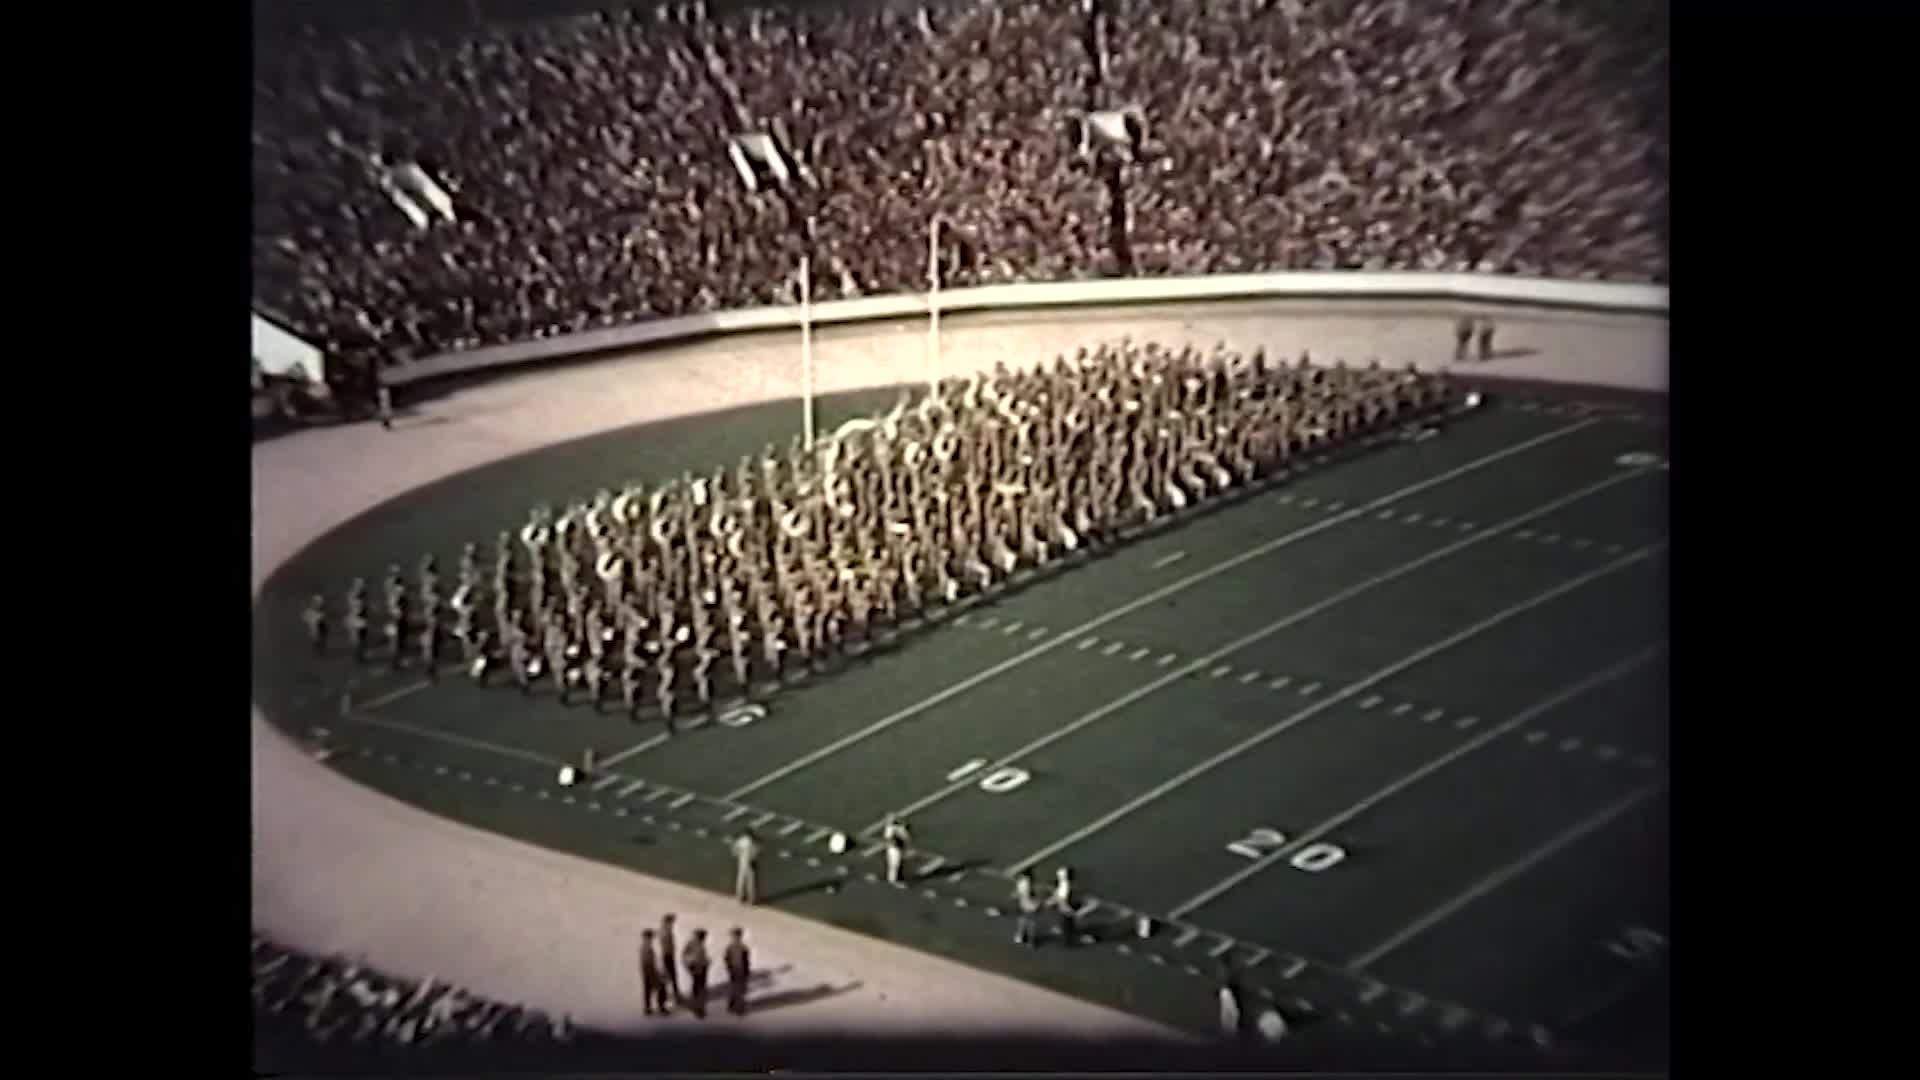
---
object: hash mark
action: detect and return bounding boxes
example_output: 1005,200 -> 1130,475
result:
1391,703 -> 1413,717
778,820 -> 805,837
1209,665 -> 1232,678
1399,991 -> 1428,1017
1541,532 -> 1562,545
1002,621 -> 1024,635
1359,695 -> 1383,710
1239,670 -> 1261,684
1173,927 -> 1199,948
1300,682 -> 1322,696
1157,653 -> 1178,666
1428,516 -> 1451,527
1147,953 -> 1167,966
1358,981 -> 1387,1004
1402,512 -> 1424,524
590,774 -> 621,792
953,896 -> 969,909
1457,521 -> 1476,531
1281,957 -> 1307,979
808,828 -> 834,844
1103,641 -> 1126,657
1151,551 -> 1189,569
644,788 -> 672,803
1208,938 -> 1236,959
1486,1018 -> 1512,1041
975,616 -> 999,631
1441,1006 -> 1473,1031
1455,715 -> 1480,730
667,793 -> 695,810
1559,737 -> 1584,752
1028,627 -> 1048,641
1524,730 -> 1549,744
1515,529 -> 1537,541
751,812 -> 777,829
722,806 -> 751,822
1268,676 -> 1291,690
1129,647 -> 1152,661
616,780 -> 646,797
1078,637 -> 1100,651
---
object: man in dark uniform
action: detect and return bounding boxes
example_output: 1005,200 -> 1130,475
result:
682,928 -> 712,1019
658,914 -> 682,1008
1477,319 -> 1496,362
302,595 -> 328,655
1454,317 -> 1474,362
638,928 -> 668,1017
723,927 -> 751,1017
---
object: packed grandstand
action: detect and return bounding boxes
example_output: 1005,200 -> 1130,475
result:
251,0 -> 1667,396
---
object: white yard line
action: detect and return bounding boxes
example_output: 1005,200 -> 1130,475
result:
600,730 -> 672,769
1167,645 -> 1666,918
879,471 -> 1655,832
1007,541 -> 1663,872
348,716 -> 561,769
1346,785 -> 1663,970
722,422 -> 1600,800
359,680 -> 432,712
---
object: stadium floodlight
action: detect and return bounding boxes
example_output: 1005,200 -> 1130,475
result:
727,133 -> 793,193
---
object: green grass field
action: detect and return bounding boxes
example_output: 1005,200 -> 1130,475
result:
254,386 -> 1669,1067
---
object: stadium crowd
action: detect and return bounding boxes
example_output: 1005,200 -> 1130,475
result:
252,933 -> 577,1052
252,0 -> 1665,387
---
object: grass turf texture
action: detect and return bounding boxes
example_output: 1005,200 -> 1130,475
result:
255,385 -> 1668,1069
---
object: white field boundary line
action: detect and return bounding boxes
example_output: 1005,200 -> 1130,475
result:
1167,644 -> 1667,919
1007,540 -> 1665,873
879,469 -> 1657,835
722,419 -> 1600,801
1346,784 -> 1663,971
317,712 -> 1538,1034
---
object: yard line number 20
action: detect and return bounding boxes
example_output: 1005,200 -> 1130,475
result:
1226,827 -> 1347,873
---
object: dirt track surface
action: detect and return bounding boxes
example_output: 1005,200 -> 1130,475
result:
251,299 -> 1665,1042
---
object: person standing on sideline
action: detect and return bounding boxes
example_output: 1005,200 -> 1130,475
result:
881,815 -> 913,885
1050,866 -> 1078,947
377,385 -> 394,431
1013,871 -> 1040,947
1454,317 -> 1474,362
657,914 -> 681,1008
731,830 -> 760,905
1477,319 -> 1496,362
723,928 -> 752,1017
638,929 -> 667,1017
682,928 -> 711,1019
1217,959 -> 1247,1040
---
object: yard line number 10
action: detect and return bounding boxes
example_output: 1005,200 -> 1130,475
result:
1226,827 -> 1348,873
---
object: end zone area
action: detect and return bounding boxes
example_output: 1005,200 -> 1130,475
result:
256,386 -> 1668,1067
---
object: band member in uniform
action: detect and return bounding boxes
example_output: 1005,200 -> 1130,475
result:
581,653 -> 605,711
1477,319 -> 1496,362
302,595 -> 328,655
1454,317 -> 1474,362
416,620 -> 439,680
1013,871 -> 1040,947
382,609 -> 405,669
1050,866 -> 1079,947
881,815 -> 913,885
344,605 -> 369,662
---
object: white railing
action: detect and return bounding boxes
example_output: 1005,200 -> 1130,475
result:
381,272 -> 1668,388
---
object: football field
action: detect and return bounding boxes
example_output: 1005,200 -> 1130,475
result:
255,384 -> 1669,1066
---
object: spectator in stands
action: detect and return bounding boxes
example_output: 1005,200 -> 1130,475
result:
251,0 -> 1664,370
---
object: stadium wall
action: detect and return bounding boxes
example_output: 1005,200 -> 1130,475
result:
380,273 -> 1670,389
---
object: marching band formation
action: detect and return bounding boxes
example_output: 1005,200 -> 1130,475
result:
304,342 -> 1457,729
